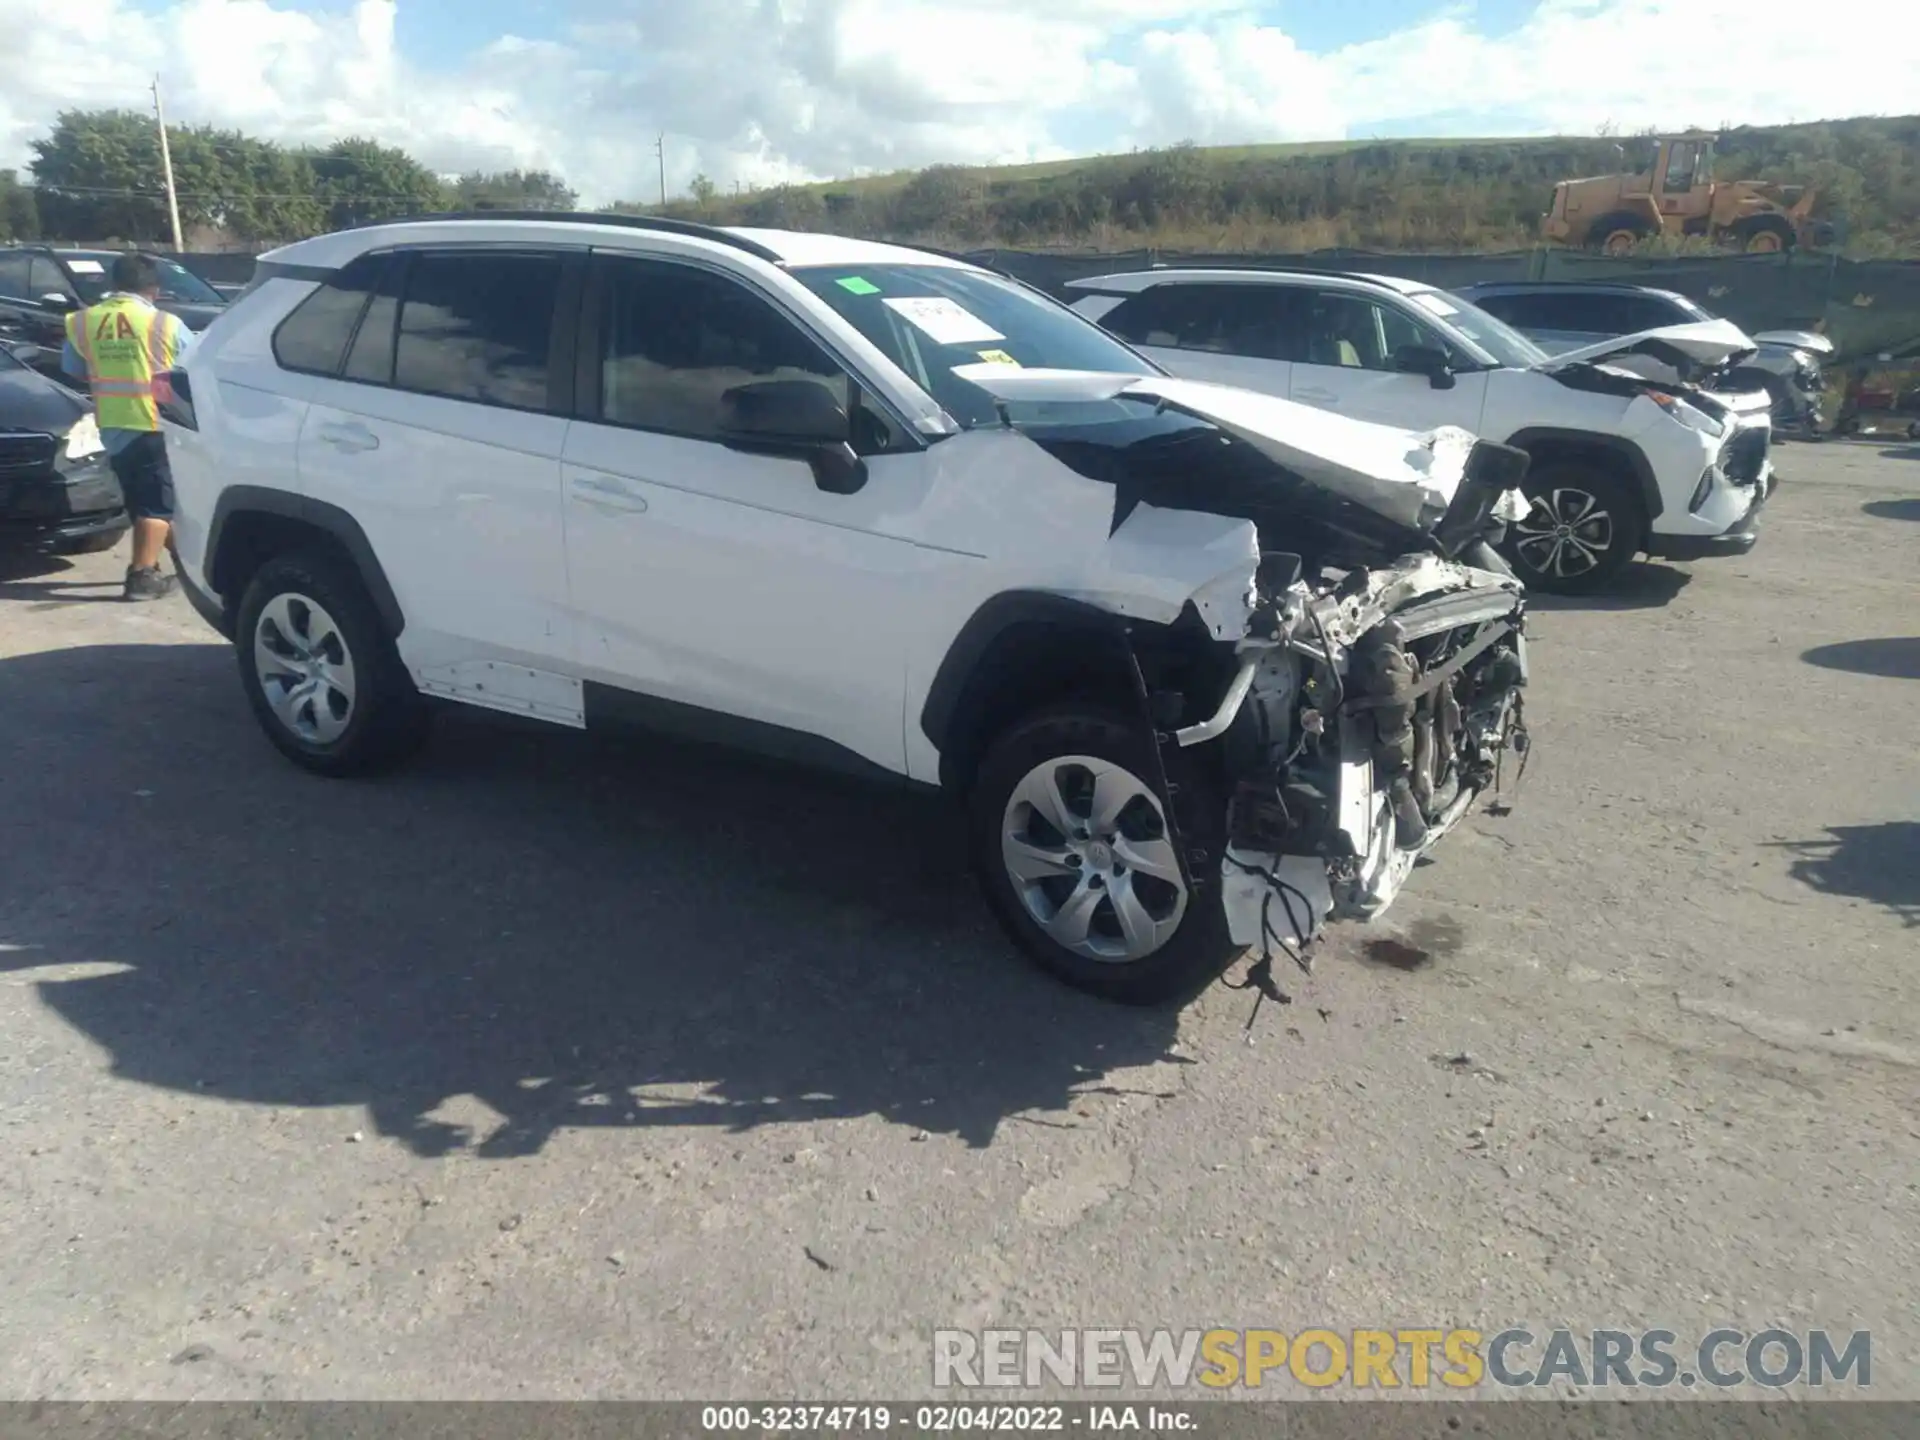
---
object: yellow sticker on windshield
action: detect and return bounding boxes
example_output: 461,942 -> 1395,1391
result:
976,349 -> 1020,367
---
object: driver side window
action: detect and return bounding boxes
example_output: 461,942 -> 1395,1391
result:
1305,293 -> 1453,372
598,259 -> 854,444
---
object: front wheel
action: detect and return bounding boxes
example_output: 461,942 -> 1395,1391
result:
235,551 -> 429,777
1501,462 -> 1644,595
969,704 -> 1238,1005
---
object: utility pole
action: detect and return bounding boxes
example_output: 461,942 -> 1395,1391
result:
655,134 -> 666,208
151,76 -> 184,252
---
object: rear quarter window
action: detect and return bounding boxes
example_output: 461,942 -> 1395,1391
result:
270,254 -> 384,375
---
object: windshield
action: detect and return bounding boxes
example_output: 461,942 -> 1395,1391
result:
63,254 -> 225,307
1415,289 -> 1548,369
790,263 -> 1160,428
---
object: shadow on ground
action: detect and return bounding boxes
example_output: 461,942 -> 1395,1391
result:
1876,447 -> 1920,461
0,549 -> 79,586
1862,498 -> 1920,521
0,643 -> 1187,1158
1775,823 -> 1920,929
1526,562 -> 1693,613
1801,637 -> 1920,681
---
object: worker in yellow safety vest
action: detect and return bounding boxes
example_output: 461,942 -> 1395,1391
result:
61,252 -> 197,601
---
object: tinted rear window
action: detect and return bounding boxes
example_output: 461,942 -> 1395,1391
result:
393,252 -> 562,411
271,255 -> 383,375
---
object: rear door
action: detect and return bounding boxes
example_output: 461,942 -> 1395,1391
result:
1096,283 -> 1303,397
1286,290 -> 1491,432
296,247 -> 583,724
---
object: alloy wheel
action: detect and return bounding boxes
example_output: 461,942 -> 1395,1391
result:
253,591 -> 358,745
1001,754 -> 1188,963
1513,487 -> 1615,581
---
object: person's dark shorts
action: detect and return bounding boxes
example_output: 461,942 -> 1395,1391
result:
108,430 -> 175,522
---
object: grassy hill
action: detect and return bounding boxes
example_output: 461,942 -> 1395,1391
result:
627,117 -> 1920,256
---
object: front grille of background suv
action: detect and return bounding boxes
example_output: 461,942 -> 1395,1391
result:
0,431 -> 58,480
1720,428 -> 1768,486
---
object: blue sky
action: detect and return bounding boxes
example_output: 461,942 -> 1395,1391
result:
10,0 -> 1911,205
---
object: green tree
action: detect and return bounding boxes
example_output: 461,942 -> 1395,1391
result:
688,173 -> 718,210
451,168 -> 578,212
29,109 -> 175,240
0,170 -> 39,240
310,138 -> 449,228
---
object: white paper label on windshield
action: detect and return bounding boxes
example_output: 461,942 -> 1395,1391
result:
883,296 -> 1004,346
1412,291 -> 1457,317
67,259 -> 106,275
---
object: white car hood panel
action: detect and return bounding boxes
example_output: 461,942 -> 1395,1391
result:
1752,329 -> 1834,355
951,365 -> 1479,529
1541,318 -> 1757,371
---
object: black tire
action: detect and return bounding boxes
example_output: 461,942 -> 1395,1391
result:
1590,212 -> 1651,255
968,703 -> 1238,1006
1500,460 -> 1644,595
51,530 -> 125,556
1734,216 -> 1794,254
234,550 -> 429,777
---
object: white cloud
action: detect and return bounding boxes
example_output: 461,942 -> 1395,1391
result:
0,0 -> 1910,209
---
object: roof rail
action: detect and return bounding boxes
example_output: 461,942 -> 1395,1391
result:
1068,263 -> 1400,288
1456,279 -> 1669,293
333,210 -> 788,265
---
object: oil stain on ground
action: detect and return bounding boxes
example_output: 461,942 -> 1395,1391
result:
1363,915 -> 1467,971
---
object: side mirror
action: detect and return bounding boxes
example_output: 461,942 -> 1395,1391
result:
5,342 -> 46,369
718,379 -> 868,494
39,293 -> 77,311
1393,345 -> 1456,390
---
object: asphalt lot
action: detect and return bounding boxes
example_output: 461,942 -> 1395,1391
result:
0,441 -> 1916,1403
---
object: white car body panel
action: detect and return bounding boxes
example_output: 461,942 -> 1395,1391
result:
561,420 -> 932,774
1539,318 -> 1758,371
297,378 -> 577,699
952,364 -> 1486,530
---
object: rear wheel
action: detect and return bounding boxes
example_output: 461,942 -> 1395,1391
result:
969,704 -> 1237,1005
1501,461 -> 1644,595
235,551 -> 429,777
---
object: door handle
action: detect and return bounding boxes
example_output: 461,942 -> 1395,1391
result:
1295,387 -> 1339,405
318,421 -> 380,453
571,473 -> 649,513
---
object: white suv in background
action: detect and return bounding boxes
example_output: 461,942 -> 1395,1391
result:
159,215 -> 1532,1004
1068,269 -> 1775,593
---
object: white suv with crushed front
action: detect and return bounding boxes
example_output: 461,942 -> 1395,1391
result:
161,215 -> 1534,1004
1068,269 -> 1775,593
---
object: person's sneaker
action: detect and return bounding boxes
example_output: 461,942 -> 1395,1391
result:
123,567 -> 178,602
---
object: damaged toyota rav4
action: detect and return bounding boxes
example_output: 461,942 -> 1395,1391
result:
162,217 -> 1533,1004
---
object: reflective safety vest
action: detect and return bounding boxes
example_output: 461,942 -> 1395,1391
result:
66,294 -> 183,432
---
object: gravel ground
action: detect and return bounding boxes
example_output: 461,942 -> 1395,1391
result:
0,441 -> 1915,1404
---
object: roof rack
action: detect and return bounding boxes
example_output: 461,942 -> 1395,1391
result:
334,210 -> 788,265
1069,263 -> 1400,289
1456,279 -> 1672,293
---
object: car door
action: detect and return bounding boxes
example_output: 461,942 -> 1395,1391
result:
295,247 -> 583,724
1097,283 -> 1301,397
0,253 -> 32,339
27,257 -> 87,349
560,252 -> 926,773
1286,290 -> 1490,432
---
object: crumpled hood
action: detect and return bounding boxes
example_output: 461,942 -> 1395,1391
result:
1541,318 -> 1758,372
1752,329 -> 1834,356
951,364 -> 1486,529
